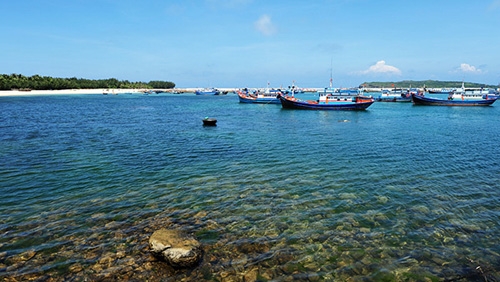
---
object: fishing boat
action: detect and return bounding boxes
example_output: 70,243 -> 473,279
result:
237,88 -> 281,104
456,87 -> 493,96
278,92 -> 374,110
278,67 -> 373,110
451,82 -> 490,96
317,79 -> 342,94
376,88 -> 412,102
195,88 -> 220,95
283,81 -> 304,95
411,92 -> 497,106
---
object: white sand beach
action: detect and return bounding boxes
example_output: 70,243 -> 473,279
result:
0,89 -> 149,97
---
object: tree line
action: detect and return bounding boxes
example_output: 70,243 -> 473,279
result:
0,74 -> 175,91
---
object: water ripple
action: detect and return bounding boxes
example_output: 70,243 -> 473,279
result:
0,95 -> 499,280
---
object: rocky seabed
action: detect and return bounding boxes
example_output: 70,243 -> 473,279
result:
1,207 -> 499,282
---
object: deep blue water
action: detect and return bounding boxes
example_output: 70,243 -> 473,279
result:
1,93 -> 499,281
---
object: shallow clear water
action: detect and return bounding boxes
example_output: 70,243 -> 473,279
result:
1,93 -> 499,281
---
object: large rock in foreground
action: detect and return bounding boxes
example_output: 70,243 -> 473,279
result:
149,229 -> 202,268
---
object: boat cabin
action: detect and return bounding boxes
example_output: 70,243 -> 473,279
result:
448,92 -> 487,101
318,92 -> 355,104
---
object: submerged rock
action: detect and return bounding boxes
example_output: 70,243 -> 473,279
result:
149,228 -> 202,268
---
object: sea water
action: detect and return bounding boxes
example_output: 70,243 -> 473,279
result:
1,93 -> 499,281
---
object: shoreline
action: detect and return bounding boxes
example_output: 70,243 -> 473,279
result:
0,89 -> 149,97
0,88 -> 239,96
0,87 -> 390,97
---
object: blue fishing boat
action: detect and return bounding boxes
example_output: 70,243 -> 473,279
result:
411,92 -> 497,106
278,92 -> 374,110
195,88 -> 220,95
237,88 -> 281,104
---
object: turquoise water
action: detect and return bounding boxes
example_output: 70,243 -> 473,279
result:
1,93 -> 499,281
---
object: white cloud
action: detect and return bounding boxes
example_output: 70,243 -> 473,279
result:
458,63 -> 482,73
360,61 -> 401,75
254,15 -> 277,36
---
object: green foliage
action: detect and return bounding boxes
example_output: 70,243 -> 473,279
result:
361,80 -> 497,89
0,73 -> 176,90
148,80 -> 175,89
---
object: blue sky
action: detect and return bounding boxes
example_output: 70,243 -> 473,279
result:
1,0 -> 500,88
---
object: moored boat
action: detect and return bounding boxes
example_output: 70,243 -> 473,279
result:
376,89 -> 412,102
452,82 -> 491,96
237,88 -> 281,104
283,81 -> 304,95
195,88 -> 220,95
281,63 -> 373,110
411,92 -> 497,106
458,88 -> 493,96
376,87 -> 422,102
278,92 -> 374,110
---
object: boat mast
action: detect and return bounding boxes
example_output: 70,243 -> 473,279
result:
329,58 -> 333,89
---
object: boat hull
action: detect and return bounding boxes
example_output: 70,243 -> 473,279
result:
279,95 -> 373,110
195,91 -> 219,95
411,94 -> 497,106
238,94 -> 280,104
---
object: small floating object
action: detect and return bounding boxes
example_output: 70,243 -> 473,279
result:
202,117 -> 217,126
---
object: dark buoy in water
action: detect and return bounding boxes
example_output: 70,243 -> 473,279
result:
202,117 -> 217,126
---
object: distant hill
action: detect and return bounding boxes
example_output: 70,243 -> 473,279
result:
361,80 -> 498,89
